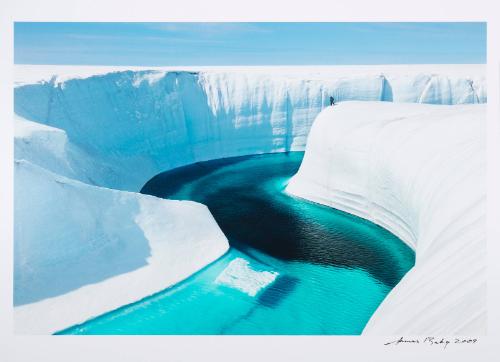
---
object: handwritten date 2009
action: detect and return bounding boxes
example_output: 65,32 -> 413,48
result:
384,336 -> 478,349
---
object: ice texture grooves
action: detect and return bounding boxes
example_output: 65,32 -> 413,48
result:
286,101 -> 486,335
14,65 -> 486,192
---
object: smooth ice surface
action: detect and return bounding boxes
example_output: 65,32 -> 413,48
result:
215,258 -> 278,297
286,101 -> 486,335
14,159 -> 229,334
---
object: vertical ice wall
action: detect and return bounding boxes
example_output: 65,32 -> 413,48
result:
14,68 -> 486,191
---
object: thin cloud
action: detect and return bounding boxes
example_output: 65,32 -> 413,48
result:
65,32 -> 227,45
146,22 -> 273,37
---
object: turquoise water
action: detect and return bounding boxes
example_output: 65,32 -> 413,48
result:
59,152 -> 414,335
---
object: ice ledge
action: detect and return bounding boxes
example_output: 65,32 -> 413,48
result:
286,101 -> 486,335
14,160 -> 230,334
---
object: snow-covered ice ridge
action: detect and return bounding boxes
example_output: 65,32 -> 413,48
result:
14,65 -> 485,334
286,101 -> 486,335
14,118 -> 229,334
15,65 -> 486,191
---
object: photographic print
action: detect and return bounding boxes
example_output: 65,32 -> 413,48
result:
12,22 -> 486,337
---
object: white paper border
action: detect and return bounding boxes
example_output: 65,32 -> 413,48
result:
1,1 -> 499,361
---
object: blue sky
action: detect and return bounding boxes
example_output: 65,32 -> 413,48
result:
14,22 -> 486,65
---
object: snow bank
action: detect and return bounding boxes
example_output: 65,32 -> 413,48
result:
286,101 -> 486,335
14,159 -> 229,334
14,65 -> 486,192
215,258 -> 278,296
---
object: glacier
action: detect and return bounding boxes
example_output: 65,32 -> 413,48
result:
286,101 -> 486,335
13,65 -> 486,334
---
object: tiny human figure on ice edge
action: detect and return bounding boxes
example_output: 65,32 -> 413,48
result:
330,96 -> 335,106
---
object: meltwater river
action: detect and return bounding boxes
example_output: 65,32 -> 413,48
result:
59,152 -> 414,335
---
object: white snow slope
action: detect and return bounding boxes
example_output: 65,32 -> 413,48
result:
14,65 -> 486,334
286,101 -> 486,335
14,118 -> 229,334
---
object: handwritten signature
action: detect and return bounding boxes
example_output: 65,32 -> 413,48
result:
384,336 -> 478,349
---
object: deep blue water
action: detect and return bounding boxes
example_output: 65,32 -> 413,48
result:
59,152 -> 414,335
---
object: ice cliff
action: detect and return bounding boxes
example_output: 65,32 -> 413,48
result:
15,65 -> 486,191
286,101 -> 486,335
14,65 -> 486,334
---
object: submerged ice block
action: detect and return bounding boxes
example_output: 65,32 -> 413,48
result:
215,258 -> 278,297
